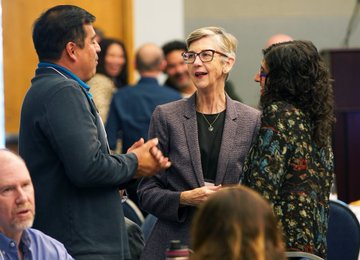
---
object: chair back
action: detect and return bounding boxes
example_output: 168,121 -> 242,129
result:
326,199 -> 360,260
141,214 -> 157,241
122,198 -> 145,226
285,251 -> 324,260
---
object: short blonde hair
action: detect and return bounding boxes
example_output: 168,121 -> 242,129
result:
186,26 -> 237,59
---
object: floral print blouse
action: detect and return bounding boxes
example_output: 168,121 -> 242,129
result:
243,101 -> 334,258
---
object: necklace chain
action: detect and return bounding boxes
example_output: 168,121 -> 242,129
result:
201,112 -> 221,132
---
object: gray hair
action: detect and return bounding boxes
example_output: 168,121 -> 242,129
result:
186,26 -> 237,59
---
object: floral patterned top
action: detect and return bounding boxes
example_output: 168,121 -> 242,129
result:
242,101 -> 334,258
87,73 -> 117,123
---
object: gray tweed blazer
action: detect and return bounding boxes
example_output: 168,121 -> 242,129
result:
138,93 -> 261,260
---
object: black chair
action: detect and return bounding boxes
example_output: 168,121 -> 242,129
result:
122,198 -> 144,227
285,251 -> 324,260
124,217 -> 145,259
326,199 -> 360,260
141,214 -> 157,242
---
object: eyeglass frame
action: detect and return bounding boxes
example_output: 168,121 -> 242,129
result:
181,49 -> 229,64
259,65 -> 268,78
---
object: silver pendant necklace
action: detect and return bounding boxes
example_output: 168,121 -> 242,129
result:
201,112 -> 221,132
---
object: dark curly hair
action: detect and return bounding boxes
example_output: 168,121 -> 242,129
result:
260,40 -> 335,147
96,38 -> 128,88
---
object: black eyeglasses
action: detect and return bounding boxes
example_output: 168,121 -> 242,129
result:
182,49 -> 229,64
259,66 -> 268,78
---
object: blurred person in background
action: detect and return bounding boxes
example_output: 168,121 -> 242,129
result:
93,26 -> 105,44
106,43 -> 181,153
87,38 -> 129,122
265,33 -> 294,48
106,43 -> 181,211
162,40 -> 196,98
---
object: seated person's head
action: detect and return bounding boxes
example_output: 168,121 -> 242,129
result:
0,149 -> 35,239
190,185 -> 285,260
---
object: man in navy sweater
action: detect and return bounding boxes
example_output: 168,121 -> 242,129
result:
19,5 -> 170,260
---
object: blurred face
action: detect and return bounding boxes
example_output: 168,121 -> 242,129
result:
187,37 -> 228,90
165,50 -> 192,89
0,158 -> 35,239
77,24 -> 101,82
104,43 -> 126,78
254,60 -> 268,95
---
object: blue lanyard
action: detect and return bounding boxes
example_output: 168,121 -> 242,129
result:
38,62 -> 93,99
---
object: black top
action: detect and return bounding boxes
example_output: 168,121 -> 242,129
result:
196,110 -> 226,182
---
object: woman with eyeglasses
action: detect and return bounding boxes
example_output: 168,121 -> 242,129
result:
243,40 -> 335,258
137,27 -> 260,260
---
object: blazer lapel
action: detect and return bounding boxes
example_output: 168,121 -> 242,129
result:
216,95 -> 238,184
183,95 -> 203,187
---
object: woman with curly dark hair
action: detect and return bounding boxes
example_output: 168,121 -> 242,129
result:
242,40 -> 335,258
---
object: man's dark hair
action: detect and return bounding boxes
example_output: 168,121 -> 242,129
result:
32,5 -> 95,61
162,40 -> 187,57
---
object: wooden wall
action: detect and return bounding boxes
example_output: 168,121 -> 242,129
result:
2,0 -> 134,134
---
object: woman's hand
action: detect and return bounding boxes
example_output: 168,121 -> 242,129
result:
180,185 -> 222,206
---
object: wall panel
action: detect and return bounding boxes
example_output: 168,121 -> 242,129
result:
2,0 -> 133,134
